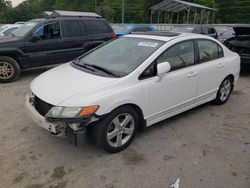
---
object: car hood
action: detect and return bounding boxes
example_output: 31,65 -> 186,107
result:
233,25 -> 250,36
31,63 -> 118,106
0,35 -> 21,43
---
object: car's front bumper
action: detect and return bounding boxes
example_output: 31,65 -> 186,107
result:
25,95 -> 66,136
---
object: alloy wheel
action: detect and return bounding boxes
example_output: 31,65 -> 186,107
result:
219,79 -> 232,102
106,113 -> 135,148
0,61 -> 15,80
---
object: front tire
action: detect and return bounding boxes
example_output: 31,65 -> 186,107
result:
0,56 -> 20,83
214,77 -> 233,105
94,106 -> 139,153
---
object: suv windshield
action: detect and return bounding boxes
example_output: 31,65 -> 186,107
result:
76,37 -> 164,77
12,21 -> 38,37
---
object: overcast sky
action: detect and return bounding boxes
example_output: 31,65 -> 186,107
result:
11,0 -> 25,7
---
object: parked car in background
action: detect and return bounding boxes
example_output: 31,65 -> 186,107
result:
0,11 -> 115,83
114,24 -> 157,36
216,26 -> 235,43
14,21 -> 26,24
170,25 -> 218,39
0,24 -> 22,36
224,25 -> 250,65
26,32 -> 240,153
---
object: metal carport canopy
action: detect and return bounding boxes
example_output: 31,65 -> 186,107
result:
149,0 -> 215,12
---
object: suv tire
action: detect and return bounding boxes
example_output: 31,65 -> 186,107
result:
0,56 -> 20,83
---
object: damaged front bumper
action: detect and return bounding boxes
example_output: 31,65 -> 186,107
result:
25,95 -> 100,145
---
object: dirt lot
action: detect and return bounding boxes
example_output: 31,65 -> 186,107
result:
0,66 -> 250,188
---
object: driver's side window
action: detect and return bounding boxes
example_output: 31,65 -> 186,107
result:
34,22 -> 61,40
139,40 -> 195,80
157,40 -> 195,71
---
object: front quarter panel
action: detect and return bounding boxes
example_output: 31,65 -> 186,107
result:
95,80 -> 149,117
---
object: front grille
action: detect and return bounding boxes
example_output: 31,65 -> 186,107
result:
66,127 -> 87,146
34,96 -> 53,116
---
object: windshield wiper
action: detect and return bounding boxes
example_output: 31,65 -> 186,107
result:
72,59 -> 95,72
87,64 -> 120,78
9,33 -> 16,37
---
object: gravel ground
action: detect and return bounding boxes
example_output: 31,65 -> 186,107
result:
0,66 -> 250,188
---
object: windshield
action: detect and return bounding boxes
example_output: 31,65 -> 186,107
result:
76,37 -> 164,77
12,21 -> 38,37
170,26 -> 195,33
114,25 -> 131,33
0,26 -> 7,33
3,27 -> 18,35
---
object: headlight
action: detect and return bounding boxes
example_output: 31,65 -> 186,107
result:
46,105 -> 99,118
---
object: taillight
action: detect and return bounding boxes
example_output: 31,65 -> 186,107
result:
111,34 -> 117,39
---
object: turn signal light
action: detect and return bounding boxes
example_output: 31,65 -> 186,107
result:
79,105 -> 99,116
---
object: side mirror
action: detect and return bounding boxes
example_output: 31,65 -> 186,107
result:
30,35 -> 40,42
157,62 -> 171,77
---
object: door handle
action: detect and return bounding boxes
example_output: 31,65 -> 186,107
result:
217,63 -> 225,68
187,72 -> 198,78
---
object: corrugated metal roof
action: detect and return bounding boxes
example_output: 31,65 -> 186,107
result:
150,0 -> 215,12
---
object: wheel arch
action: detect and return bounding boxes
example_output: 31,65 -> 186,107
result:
99,102 -> 146,132
227,74 -> 235,83
0,50 -> 22,68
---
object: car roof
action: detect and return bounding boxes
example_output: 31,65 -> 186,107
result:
125,32 -> 211,42
29,16 -> 104,24
119,24 -> 154,27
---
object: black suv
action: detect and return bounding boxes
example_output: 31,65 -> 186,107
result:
0,12 -> 115,83
170,25 -> 218,39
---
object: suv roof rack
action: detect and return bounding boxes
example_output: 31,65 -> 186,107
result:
131,31 -> 180,37
48,10 -> 102,18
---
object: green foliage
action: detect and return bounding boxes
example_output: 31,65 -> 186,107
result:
0,0 -> 249,24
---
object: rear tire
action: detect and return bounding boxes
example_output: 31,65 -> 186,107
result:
0,56 -> 20,83
93,106 -> 139,153
214,77 -> 233,105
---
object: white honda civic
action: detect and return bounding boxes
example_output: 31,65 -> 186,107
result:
26,32 -> 240,153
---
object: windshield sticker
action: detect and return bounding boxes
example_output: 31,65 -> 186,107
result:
138,42 -> 158,48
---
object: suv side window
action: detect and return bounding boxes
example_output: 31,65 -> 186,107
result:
197,40 -> 224,63
209,27 -> 216,34
34,22 -> 61,40
201,26 -> 209,34
157,41 -> 195,71
193,26 -> 202,34
64,20 -> 83,37
84,20 -> 111,34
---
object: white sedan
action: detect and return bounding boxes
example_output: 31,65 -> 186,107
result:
0,24 -> 22,36
26,32 -> 240,153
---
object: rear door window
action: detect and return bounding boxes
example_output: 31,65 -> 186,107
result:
209,27 -> 216,34
201,26 -> 209,34
84,20 -> 112,34
63,20 -> 82,37
197,40 -> 224,63
193,26 -> 202,34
